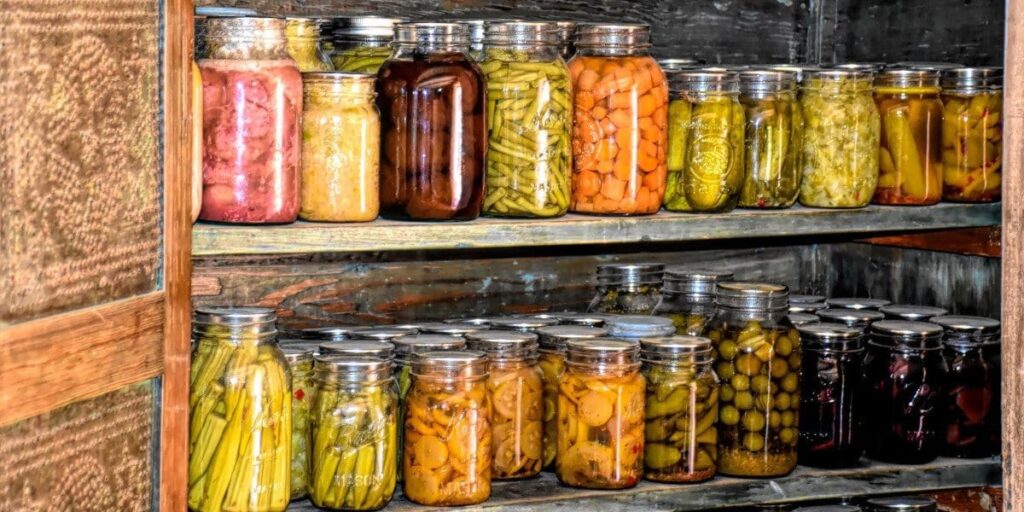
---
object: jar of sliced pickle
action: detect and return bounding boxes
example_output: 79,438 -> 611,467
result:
605,315 -> 676,341
663,70 -> 745,213
286,18 -> 333,72
799,69 -> 880,208
816,308 -> 885,330
640,335 -> 719,482
873,69 -> 943,205
282,347 -> 314,499
880,304 -> 948,321
589,263 -> 665,314
932,315 -> 1001,458
404,351 -> 492,505
309,357 -> 397,511
654,267 -> 735,335
318,340 -> 395,359
941,67 -> 1003,202
189,308 -> 291,512
738,70 -> 802,208
557,338 -> 645,489
708,282 -> 799,477
330,16 -> 405,73
826,297 -> 891,310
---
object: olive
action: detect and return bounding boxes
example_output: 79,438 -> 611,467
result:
721,405 -> 740,425
742,432 -> 765,451
735,354 -> 762,376
734,391 -> 754,410
775,392 -> 792,410
781,372 -> 799,393
754,393 -> 772,412
781,410 -> 795,427
716,362 -> 736,380
768,410 -> 781,428
731,374 -> 750,392
742,410 -> 766,432
718,340 -> 738,360
750,375 -> 771,394
779,426 -> 798,445
774,335 -> 793,357
720,384 -> 735,402
787,352 -> 801,370
769,357 -> 789,378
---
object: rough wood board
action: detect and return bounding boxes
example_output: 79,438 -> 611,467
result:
859,227 -> 1001,259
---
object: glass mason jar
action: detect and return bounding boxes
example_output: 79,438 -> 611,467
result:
350,327 -> 417,342
377,23 -> 486,221
654,267 -> 735,335
797,324 -> 865,468
640,336 -> 720,483
489,316 -> 561,333
418,322 -> 490,338
816,308 -> 885,330
309,357 -> 398,511
300,72 -> 380,222
873,69 -> 943,205
589,263 -> 664,314
535,325 -> 609,470
787,313 -> 820,327
189,307 -> 292,512
864,497 -> 937,512
199,17 -> 302,224
481,22 -> 573,218
302,326 -> 359,342
826,297 -> 891,311
708,282 -> 799,477
331,16 -> 406,73
286,18 -> 333,72
282,347 -> 314,499
403,351 -> 492,506
880,304 -> 948,322
318,340 -> 395,359
466,331 -> 545,479
932,315 -> 1001,458
799,69 -> 880,208
568,24 -> 668,215
554,21 -> 577,61
663,70 -> 745,213
863,320 -> 947,464
557,339 -> 645,489
738,70 -> 803,209
941,67 -> 1003,202
605,315 -> 676,342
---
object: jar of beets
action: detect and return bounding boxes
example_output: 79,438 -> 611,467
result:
199,17 -> 302,223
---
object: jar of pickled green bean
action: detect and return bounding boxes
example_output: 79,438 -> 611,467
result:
330,16 -> 405,73
738,70 -> 802,208
282,347 -> 314,499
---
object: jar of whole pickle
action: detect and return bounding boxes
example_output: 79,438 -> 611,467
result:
465,331 -> 545,479
796,324 -> 865,468
554,21 -> 577,61
302,326 -> 359,342
605,315 -> 675,342
489,316 -> 561,333
708,282 -> 799,477
378,23 -> 486,221
282,347 -> 314,499
300,72 -> 380,222
738,70 -> 802,208
941,67 -> 1003,202
932,315 -> 1001,458
286,18 -> 333,72
826,297 -> 891,310
569,24 -> 668,215
663,70 -> 745,213
816,308 -> 884,330
640,336 -> 720,482
404,351 -> 492,505
330,16 -> 406,73
318,340 -> 395,359
872,69 -> 943,205
654,267 -> 735,335
880,304 -> 948,321
535,325 -> 609,470
799,69 -> 880,208
589,263 -> 665,314
863,320 -> 947,464
557,338 -> 645,489
199,17 -> 302,224
189,307 -> 291,512
481,22 -> 573,218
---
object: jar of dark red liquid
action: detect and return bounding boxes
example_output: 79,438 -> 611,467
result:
377,22 -> 486,220
863,320 -> 947,464
199,17 -> 302,224
797,323 -> 865,468
932,315 -> 1001,458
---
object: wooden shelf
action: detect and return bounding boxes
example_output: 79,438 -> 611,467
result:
193,203 -> 1001,256
288,457 -> 1000,511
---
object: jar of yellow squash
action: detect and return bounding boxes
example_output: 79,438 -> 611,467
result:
282,347 -> 314,500
286,18 -> 333,72
873,69 -> 943,205
738,70 -> 803,208
557,338 -> 645,489
941,67 -> 1003,202
654,267 -> 734,335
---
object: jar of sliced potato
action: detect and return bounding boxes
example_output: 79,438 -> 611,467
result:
282,347 -> 315,499
654,267 -> 735,335
940,67 -> 1003,202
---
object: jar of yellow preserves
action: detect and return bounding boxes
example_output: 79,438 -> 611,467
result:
286,18 -> 333,72
738,70 -> 802,208
557,338 -> 645,489
873,69 -> 943,205
941,67 -> 1003,202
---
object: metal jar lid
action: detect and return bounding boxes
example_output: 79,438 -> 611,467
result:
671,69 -> 741,93
536,325 -> 610,351
790,294 -> 826,304
786,313 -> 820,327
880,304 -> 948,321
395,22 -> 469,46
281,346 -> 315,365
833,62 -> 886,72
658,58 -> 700,71
715,282 -> 789,311
557,313 -> 608,328
465,330 -> 539,358
803,68 -> 876,85
392,335 -> 467,363
279,340 -> 323,356
662,267 -> 734,296
941,66 -> 1003,90
596,262 -> 665,290
205,16 -> 286,43
301,326 -> 359,341
826,297 -> 891,310
461,19 -> 488,48
485,21 -> 559,46
574,23 -> 651,50
314,356 -> 392,383
565,338 -> 640,366
817,308 -> 885,328
790,302 -> 827,314
332,16 -> 406,39
318,340 -> 395,359
870,320 -> 944,350
489,316 -> 560,333
418,322 -> 489,337
443,317 -> 493,327
302,72 -> 377,95
193,307 -> 277,335
766,64 -> 822,83
892,61 -> 959,71
876,68 -> 941,88
411,350 -> 489,378
930,315 -> 1001,346
605,315 -> 676,338
793,506 -> 862,512
798,323 -> 865,351
640,335 -> 713,364
349,326 -> 418,341
864,496 -> 937,512
739,69 -> 797,93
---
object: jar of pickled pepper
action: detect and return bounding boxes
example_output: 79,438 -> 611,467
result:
708,282 -> 800,477
873,69 -> 943,205
557,338 -> 645,489
880,304 -> 948,322
654,267 -> 735,335
309,357 -> 398,511
641,335 -> 720,482
816,308 -> 885,331
189,308 -> 291,512
941,67 -> 1003,202
404,351 -> 492,505
282,347 -> 314,499
588,263 -> 665,314
738,70 -> 803,209
286,18 -> 333,72
330,16 -> 406,73
663,70 -> 745,213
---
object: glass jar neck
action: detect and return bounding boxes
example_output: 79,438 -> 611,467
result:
206,20 -> 289,60
576,46 -> 651,58
802,78 -> 873,96
316,375 -> 393,391
395,41 -> 469,56
566,359 -> 639,375
304,82 -> 375,106
718,304 -> 788,322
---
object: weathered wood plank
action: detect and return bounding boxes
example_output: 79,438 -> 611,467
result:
859,227 -> 1001,259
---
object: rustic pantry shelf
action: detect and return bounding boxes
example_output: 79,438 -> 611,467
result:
192,203 -> 1001,256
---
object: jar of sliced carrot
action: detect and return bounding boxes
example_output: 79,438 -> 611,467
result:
568,24 -> 669,215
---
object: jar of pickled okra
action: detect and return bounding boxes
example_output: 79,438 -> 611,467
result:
318,340 -> 395,359
282,347 -> 314,499
799,69 -> 880,208
826,297 -> 891,310
377,23 -> 486,221
816,308 -> 885,331
286,18 -> 332,72
535,325 -> 609,470
932,315 -> 1001,458
605,315 -> 675,342
189,307 -> 292,512
654,267 -> 735,335
880,304 -> 948,322
330,16 -> 405,73
589,263 -> 665,314
568,24 -> 668,215
663,70 -> 745,213
738,70 -> 802,209
404,351 -> 492,505
863,321 -> 947,464
865,497 -> 937,512
481,22 -> 573,218
708,282 -> 799,477
941,67 -> 1003,202
641,335 -> 720,482
557,338 -> 645,489
872,69 -> 943,205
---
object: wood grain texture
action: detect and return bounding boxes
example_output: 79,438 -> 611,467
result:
859,227 -> 1001,258
0,293 -> 164,427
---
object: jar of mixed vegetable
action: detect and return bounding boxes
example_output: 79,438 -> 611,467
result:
941,67 -> 1003,202
738,70 -> 802,208
654,267 -> 734,335
282,347 -> 314,499
873,69 -> 943,205
285,18 -> 332,72
330,16 -> 405,73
